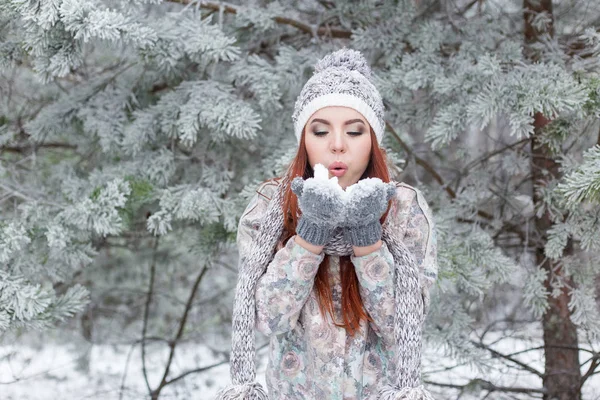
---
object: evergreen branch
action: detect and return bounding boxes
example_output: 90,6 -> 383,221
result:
424,378 -> 545,394
168,0 -> 351,38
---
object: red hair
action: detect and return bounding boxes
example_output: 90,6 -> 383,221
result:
266,126 -> 393,336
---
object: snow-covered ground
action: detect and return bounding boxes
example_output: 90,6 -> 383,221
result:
0,324 -> 598,400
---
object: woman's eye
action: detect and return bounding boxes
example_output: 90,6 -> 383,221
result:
312,131 -> 363,136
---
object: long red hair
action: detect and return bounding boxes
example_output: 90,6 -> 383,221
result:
264,126 -> 393,336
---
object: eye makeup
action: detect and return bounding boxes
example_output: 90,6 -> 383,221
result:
312,131 -> 364,136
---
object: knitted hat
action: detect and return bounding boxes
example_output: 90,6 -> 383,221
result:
291,47 -> 386,145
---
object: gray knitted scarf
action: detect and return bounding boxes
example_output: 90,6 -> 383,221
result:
215,175 -> 434,400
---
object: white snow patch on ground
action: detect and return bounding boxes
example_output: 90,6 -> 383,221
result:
0,324 -> 598,399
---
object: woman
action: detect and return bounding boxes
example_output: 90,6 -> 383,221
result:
216,48 -> 438,399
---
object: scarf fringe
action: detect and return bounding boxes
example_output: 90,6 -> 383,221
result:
214,381 -> 268,400
378,384 -> 435,400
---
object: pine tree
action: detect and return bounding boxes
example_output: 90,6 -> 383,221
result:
1,0 -> 599,399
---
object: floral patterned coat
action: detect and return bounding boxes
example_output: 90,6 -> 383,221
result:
236,178 -> 438,399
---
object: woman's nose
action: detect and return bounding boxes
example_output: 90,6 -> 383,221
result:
330,130 -> 346,152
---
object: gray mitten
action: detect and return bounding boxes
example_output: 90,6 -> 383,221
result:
342,178 -> 396,247
291,175 -> 345,246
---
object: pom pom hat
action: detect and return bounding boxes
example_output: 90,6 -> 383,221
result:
291,47 -> 386,145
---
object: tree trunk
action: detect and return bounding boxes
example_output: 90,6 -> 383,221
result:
531,132 -> 582,400
524,1 -> 582,399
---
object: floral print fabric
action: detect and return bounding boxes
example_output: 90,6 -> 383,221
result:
236,179 -> 438,399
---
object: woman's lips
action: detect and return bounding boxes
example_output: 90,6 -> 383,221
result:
330,169 -> 347,177
328,161 -> 348,177
329,161 -> 347,169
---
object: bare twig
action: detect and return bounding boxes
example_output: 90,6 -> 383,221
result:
449,138 -> 530,190
471,339 -> 544,378
141,237 -> 160,396
424,378 -> 545,394
118,341 -> 137,400
581,351 -> 600,388
385,121 -> 452,195
0,142 -> 78,154
385,121 -> 526,242
163,343 -> 269,387
151,264 -> 209,399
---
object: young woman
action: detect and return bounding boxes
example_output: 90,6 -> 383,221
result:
217,48 -> 438,400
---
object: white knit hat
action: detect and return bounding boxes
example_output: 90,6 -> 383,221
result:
291,47 -> 386,145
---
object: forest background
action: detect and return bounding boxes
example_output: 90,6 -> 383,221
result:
1,0 -> 600,399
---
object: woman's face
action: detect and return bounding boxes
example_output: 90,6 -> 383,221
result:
304,106 -> 372,190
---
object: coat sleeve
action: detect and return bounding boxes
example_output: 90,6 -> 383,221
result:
351,185 -> 439,346
254,234 -> 324,336
351,242 -> 397,348
236,181 -> 324,337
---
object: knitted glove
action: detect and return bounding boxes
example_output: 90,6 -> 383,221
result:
291,169 -> 346,246
342,178 -> 396,247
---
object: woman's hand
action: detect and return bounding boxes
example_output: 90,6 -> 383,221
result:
291,168 -> 346,247
342,178 -> 396,247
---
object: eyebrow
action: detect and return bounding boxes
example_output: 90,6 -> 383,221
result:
310,118 -> 365,126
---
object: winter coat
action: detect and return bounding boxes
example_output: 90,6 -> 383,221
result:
236,177 -> 438,399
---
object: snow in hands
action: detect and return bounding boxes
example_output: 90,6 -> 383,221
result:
312,163 -> 388,203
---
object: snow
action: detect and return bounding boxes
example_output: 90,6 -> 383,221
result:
345,177 -> 385,201
1,323 -> 599,399
309,163 -> 347,201
311,163 -> 385,202
313,163 -> 332,182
